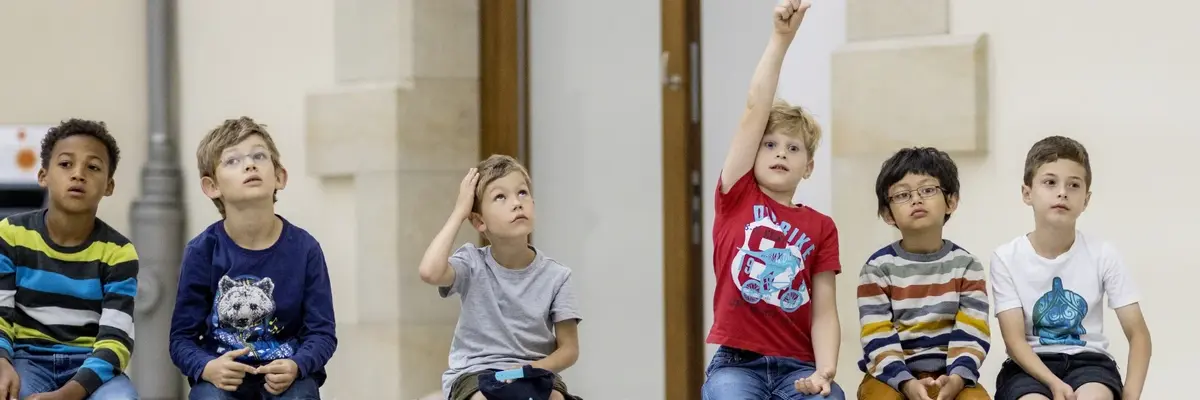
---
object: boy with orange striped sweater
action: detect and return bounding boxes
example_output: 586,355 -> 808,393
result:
856,148 -> 991,400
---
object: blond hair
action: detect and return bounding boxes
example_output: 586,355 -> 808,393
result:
765,98 -> 822,157
196,116 -> 284,216
473,154 -> 532,213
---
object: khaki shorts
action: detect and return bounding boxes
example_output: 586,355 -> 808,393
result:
448,369 -> 579,400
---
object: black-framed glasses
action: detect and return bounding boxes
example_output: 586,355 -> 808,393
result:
888,185 -> 943,204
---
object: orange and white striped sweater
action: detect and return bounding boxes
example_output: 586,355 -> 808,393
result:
857,240 -> 991,391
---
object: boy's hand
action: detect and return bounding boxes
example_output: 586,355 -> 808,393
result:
934,375 -> 965,400
26,382 -> 85,400
0,358 -> 18,400
1050,380 -> 1077,400
453,168 -> 480,220
901,378 -> 936,400
201,348 -> 257,391
773,0 -> 811,35
256,359 -> 299,395
793,369 -> 833,396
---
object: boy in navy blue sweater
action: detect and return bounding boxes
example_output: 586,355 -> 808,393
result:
168,117 -> 337,399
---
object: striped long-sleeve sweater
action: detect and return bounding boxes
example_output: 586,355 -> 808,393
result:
857,240 -> 990,391
0,210 -> 138,395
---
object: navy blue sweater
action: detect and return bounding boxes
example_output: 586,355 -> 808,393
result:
168,216 -> 337,385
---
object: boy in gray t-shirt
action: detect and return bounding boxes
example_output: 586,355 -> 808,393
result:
418,155 -> 582,400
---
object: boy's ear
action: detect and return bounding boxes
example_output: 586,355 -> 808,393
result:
201,176 -> 221,200
881,208 -> 897,226
945,193 -> 959,215
469,213 -> 486,233
104,177 -> 115,197
803,158 -> 814,179
36,168 -> 47,188
275,166 -> 288,191
1021,184 -> 1032,206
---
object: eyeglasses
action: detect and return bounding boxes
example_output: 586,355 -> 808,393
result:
888,185 -> 943,204
221,151 -> 271,169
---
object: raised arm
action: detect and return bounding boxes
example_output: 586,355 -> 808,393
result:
418,168 -> 478,287
720,0 -> 809,192
945,258 -> 990,386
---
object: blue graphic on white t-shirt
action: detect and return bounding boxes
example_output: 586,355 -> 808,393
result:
1032,277 -> 1088,346
729,205 -> 817,313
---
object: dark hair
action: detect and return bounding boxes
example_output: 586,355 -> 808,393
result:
875,147 -> 960,223
40,118 -> 121,177
1023,135 -> 1091,188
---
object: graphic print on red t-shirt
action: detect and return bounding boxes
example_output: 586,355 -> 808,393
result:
708,171 -> 840,361
732,206 -> 817,312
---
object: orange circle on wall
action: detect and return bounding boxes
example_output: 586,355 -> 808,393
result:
16,149 -> 36,171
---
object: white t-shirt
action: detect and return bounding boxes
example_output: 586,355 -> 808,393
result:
989,231 -> 1140,356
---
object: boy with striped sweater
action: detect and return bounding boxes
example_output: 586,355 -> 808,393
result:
856,148 -> 991,400
0,119 -> 139,400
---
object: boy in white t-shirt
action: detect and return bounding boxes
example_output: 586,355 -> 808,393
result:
990,136 -> 1152,400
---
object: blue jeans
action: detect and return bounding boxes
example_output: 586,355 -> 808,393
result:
702,346 -> 845,400
13,350 -> 138,400
188,374 -> 321,400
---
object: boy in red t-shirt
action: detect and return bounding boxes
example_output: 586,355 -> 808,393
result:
701,1 -> 843,399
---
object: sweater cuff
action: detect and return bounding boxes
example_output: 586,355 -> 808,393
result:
189,355 -> 217,383
949,365 -> 979,387
68,368 -> 103,396
887,369 -> 917,393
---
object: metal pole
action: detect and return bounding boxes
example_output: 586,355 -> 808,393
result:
130,0 -> 184,398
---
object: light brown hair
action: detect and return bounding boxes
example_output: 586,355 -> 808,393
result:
473,154 -> 532,213
196,116 -> 284,216
1023,135 -> 1092,188
765,98 -> 822,157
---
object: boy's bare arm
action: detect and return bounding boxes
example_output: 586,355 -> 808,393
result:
418,169 -> 479,287
1115,303 -> 1151,400
810,271 -> 839,377
996,310 -> 1066,388
531,319 -> 580,373
720,0 -> 809,193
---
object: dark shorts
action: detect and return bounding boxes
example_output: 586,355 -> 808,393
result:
449,369 -> 579,400
995,352 -> 1123,400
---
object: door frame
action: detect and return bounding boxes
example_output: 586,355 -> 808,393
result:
661,0 -> 705,399
480,1 -> 706,398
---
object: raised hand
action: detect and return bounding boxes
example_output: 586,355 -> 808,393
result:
453,168 -> 480,220
773,0 -> 812,35
201,347 -> 257,391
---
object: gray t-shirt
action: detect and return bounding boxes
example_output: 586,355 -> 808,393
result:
438,243 -> 581,398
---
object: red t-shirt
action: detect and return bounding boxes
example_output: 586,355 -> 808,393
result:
706,171 -> 841,362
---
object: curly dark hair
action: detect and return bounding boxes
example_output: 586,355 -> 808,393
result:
40,118 -> 122,177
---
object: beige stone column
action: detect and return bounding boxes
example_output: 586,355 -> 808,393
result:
306,0 -> 479,398
829,0 -> 991,379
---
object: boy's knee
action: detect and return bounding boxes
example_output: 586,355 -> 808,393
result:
549,390 -> 566,400
1016,395 -> 1051,400
954,386 -> 992,400
1073,383 -> 1115,400
469,392 -> 487,400
820,382 -> 846,400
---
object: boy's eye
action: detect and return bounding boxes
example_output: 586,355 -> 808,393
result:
57,161 -> 70,168
518,190 -> 529,197
88,164 -> 101,172
493,194 -> 506,201
763,141 -> 775,149
788,145 -> 801,152
892,192 -> 910,201
251,152 -> 268,161
918,186 -> 938,196
1043,179 -> 1056,186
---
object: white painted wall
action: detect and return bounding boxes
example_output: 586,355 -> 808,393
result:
942,1 -> 1193,396
0,2 -> 148,234
528,0 -> 665,398
701,0 -> 843,362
